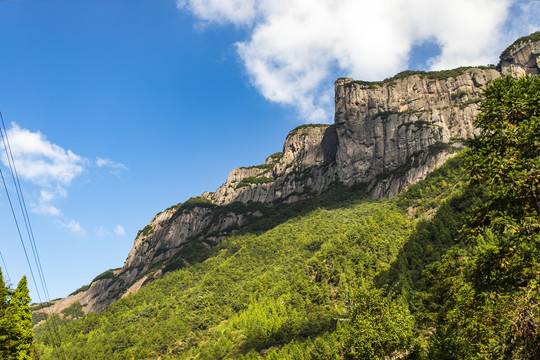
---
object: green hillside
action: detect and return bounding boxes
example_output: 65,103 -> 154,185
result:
34,76 -> 539,359
34,156 -> 467,359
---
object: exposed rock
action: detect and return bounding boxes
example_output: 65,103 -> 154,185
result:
332,66 -> 504,191
202,66 -> 499,206
500,32 -> 540,77
80,205 -> 253,312
78,268 -> 124,312
34,291 -> 87,320
121,276 -> 149,299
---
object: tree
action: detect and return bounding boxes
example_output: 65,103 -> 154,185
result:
420,76 -> 540,360
465,75 -> 540,290
0,268 -> 34,360
467,75 -> 539,234
444,74 -> 540,358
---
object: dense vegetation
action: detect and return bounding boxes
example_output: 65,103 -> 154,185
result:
341,64 -> 497,88
237,176 -> 275,188
33,76 -> 539,359
33,156 -> 468,360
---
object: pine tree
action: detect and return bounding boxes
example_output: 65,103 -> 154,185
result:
0,269 -> 34,360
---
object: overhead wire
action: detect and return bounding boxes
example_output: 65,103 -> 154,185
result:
0,165 -> 63,359
0,113 -> 65,359
0,115 -> 64,359
0,164 -> 42,302
0,249 -> 11,285
0,113 -> 52,302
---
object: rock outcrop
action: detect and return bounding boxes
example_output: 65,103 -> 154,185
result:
500,32 -> 540,78
40,32 -> 540,314
199,65 -> 500,203
70,204 -> 257,312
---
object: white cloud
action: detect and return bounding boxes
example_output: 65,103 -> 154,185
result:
32,191 -> 61,215
1,123 -> 128,237
177,0 -> 256,25
1,123 -> 86,220
30,188 -> 68,216
179,0 -> 540,122
32,203 -> 61,216
3,123 -> 85,186
95,224 -> 125,237
59,219 -> 86,236
39,189 -> 56,203
96,157 -> 127,170
114,225 -> 125,237
501,1 -> 540,47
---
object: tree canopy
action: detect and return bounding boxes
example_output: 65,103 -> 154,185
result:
417,75 -> 540,360
467,75 -> 539,231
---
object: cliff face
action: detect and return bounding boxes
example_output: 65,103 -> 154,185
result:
500,32 -> 540,78
199,66 -> 500,203
77,206 -> 254,311
41,33 -> 540,314
332,67 -> 499,196
203,125 -> 338,205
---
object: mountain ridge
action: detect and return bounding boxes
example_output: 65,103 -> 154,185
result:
37,32 -> 540,315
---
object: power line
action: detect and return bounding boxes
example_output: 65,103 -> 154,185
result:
0,118 -> 64,359
0,113 -> 52,303
0,165 -> 42,302
0,249 -> 11,285
0,114 -> 65,359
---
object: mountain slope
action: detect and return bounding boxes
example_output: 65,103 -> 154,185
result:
37,32 -> 540,316
35,155 -> 469,359
33,32 -> 540,359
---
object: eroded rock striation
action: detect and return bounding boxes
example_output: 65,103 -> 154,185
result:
500,32 -> 540,78
40,32 -> 540,314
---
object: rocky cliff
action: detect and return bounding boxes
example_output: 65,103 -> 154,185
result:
39,32 -> 540,314
500,31 -> 540,77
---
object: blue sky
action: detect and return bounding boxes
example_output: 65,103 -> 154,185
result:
0,0 -> 538,302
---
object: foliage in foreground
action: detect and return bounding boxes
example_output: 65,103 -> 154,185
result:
425,76 -> 540,359
0,269 -> 37,359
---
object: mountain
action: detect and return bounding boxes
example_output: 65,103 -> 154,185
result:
35,154 -> 470,358
32,32 -> 540,360
37,32 -> 540,315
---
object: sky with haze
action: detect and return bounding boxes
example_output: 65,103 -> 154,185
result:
0,0 -> 539,301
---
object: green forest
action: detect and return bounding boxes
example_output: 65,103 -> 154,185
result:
15,76 -> 540,358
